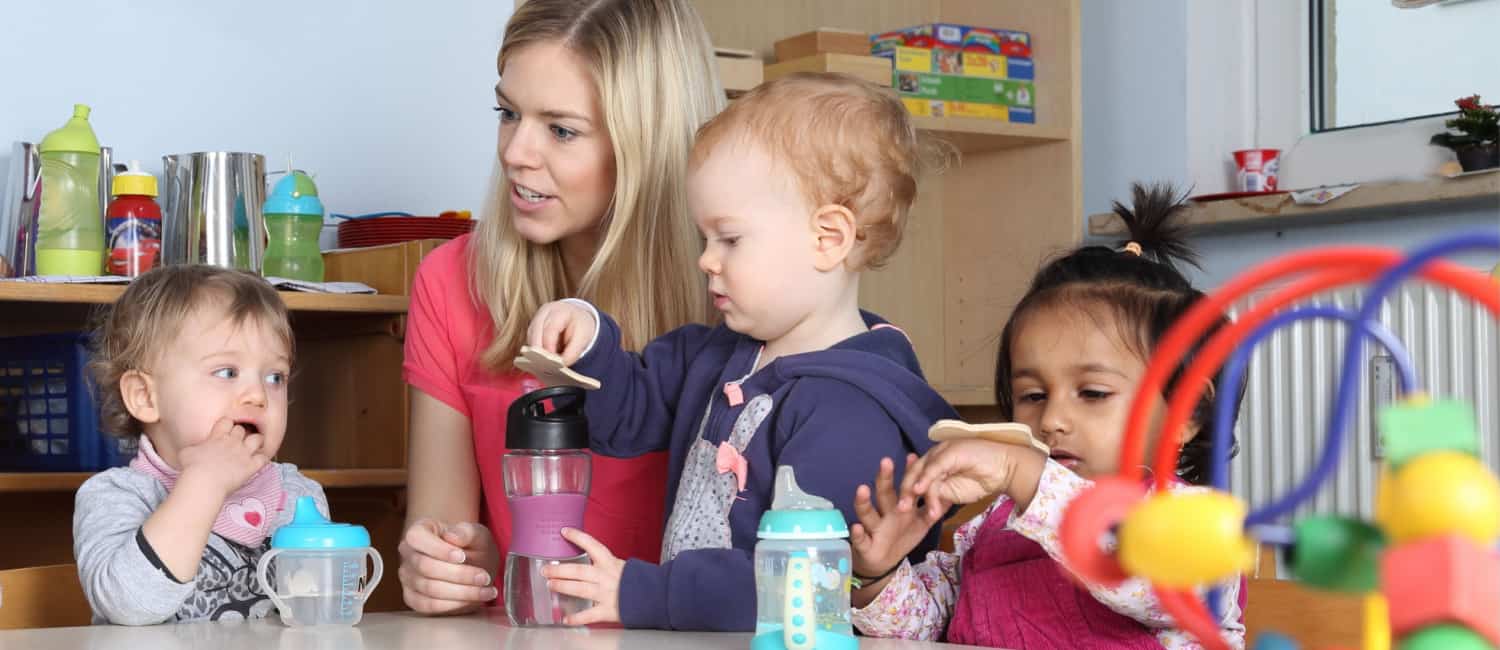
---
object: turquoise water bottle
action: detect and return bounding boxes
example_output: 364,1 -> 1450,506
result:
35,104 -> 104,275
753,466 -> 858,650
261,170 -> 325,282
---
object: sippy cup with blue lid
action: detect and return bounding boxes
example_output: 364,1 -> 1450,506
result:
255,497 -> 384,627
261,168 -> 326,282
752,466 -> 858,650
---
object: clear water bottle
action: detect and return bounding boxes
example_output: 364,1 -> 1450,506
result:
503,385 -> 592,626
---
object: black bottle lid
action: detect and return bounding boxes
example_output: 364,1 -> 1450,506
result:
505,385 -> 589,450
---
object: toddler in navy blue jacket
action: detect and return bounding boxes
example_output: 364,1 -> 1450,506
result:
526,72 -> 957,631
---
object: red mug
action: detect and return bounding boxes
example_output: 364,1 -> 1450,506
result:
1233,149 -> 1281,192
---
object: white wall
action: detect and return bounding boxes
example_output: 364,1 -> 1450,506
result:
1080,0 -> 1189,223
1,0 -> 514,219
1080,0 -> 1500,288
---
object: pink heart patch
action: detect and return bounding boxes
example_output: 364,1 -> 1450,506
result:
225,497 -> 268,531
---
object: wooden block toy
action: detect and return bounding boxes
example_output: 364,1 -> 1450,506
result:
513,346 -> 601,391
763,53 -> 892,88
774,28 -> 872,62
1381,535 -> 1500,646
927,420 -> 1048,454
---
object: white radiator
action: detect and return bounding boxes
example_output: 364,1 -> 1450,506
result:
1227,281 -> 1500,521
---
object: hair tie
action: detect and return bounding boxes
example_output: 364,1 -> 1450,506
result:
1121,241 -> 1144,256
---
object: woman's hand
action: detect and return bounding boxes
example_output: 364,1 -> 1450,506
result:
398,518 -> 502,615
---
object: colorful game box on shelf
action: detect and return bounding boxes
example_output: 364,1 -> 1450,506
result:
1051,230 -> 1500,650
872,22 -> 1036,124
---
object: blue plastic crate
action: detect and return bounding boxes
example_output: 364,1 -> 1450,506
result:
0,332 -> 136,471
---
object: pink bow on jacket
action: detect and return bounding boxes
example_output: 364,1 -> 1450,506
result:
716,441 -> 748,492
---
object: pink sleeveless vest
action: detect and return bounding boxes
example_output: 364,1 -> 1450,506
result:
945,499 -> 1244,648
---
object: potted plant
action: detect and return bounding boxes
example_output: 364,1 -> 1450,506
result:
1430,94 -> 1499,172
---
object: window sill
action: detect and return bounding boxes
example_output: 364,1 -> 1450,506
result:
1088,170 -> 1499,236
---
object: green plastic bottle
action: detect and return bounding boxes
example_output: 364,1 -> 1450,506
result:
36,104 -> 105,276
261,170 -> 325,282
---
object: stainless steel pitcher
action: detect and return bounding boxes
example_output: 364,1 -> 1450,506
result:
160,152 -> 266,272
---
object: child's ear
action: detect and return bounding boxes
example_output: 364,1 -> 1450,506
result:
119,370 -> 161,426
810,203 -> 858,272
1180,379 -> 1217,447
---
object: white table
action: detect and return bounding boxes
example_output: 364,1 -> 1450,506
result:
0,611 -> 991,649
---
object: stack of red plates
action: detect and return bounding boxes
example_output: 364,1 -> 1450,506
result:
337,217 -> 475,248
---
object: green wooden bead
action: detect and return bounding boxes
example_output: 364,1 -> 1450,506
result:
1288,516 -> 1385,592
1380,400 -> 1479,468
1398,624 -> 1495,650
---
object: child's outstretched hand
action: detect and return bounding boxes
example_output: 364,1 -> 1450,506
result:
178,417 -> 270,497
908,439 -> 1048,519
527,300 -> 598,365
850,455 -> 944,597
541,528 -> 624,625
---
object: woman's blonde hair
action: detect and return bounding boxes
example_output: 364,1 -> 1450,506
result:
471,0 -> 724,372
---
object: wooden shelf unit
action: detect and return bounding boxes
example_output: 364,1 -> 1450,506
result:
912,117 -> 1070,154
0,281 -> 408,313
694,0 -> 1083,406
1088,172 -> 1500,236
0,241 -> 442,613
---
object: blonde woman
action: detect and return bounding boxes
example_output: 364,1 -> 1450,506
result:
398,0 -> 723,615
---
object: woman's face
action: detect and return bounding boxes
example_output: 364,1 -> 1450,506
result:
496,41 -> 616,248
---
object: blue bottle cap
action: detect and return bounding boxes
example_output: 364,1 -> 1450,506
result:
270,496 -> 370,549
263,171 -> 325,216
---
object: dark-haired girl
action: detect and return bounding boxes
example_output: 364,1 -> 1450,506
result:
848,183 -> 1247,649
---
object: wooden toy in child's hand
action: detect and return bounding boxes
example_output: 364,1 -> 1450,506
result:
514,345 -> 602,391
927,419 -> 1049,454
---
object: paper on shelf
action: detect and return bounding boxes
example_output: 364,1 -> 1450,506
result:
0,275 -> 130,284
1290,184 -> 1361,206
1,274 -> 376,294
262,277 -> 377,294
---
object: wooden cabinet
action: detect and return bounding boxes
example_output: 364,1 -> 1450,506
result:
692,0 -> 1083,406
0,240 -> 442,613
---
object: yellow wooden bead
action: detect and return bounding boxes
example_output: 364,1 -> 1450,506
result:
1118,491 -> 1253,588
1382,451 -> 1500,546
1364,593 -> 1391,650
1375,467 -> 1395,536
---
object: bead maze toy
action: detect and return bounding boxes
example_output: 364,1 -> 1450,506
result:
1056,231 -> 1500,650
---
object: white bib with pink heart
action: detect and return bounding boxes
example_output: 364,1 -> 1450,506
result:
129,435 -> 285,548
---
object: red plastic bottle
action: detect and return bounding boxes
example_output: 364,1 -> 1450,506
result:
105,161 -> 162,277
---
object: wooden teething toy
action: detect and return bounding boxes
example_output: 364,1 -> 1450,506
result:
927,419 -> 1049,454
514,345 -> 602,391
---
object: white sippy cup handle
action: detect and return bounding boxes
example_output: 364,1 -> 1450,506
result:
360,547 -> 384,601
256,549 -> 290,621
783,556 -> 816,650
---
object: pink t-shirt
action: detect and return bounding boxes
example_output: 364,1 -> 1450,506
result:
402,234 -> 670,566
